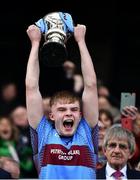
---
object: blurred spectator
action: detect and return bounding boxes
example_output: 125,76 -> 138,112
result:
0,116 -> 19,162
97,110 -> 114,169
0,157 -> 20,178
99,109 -> 113,128
73,73 -> 84,96
63,60 -> 76,79
63,60 -> 84,96
11,105 -> 37,178
97,121 -> 107,169
11,106 -> 28,128
97,124 -> 140,179
0,116 -> 20,178
1,82 -> 17,101
123,106 -> 140,169
98,96 -> 121,123
98,85 -> 110,98
0,82 -> 20,116
97,79 -> 120,108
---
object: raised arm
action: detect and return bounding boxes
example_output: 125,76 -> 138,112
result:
25,25 -> 44,129
74,24 -> 98,128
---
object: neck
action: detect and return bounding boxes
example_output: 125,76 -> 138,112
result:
111,164 -> 124,171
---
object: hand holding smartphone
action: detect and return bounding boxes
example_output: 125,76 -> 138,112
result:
120,92 -> 136,131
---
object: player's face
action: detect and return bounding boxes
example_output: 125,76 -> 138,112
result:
50,101 -> 81,136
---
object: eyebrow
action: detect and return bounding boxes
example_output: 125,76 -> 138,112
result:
57,106 -> 79,110
107,142 -> 128,149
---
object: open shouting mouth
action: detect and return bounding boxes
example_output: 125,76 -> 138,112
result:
63,119 -> 74,130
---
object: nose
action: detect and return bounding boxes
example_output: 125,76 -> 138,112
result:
65,109 -> 72,116
113,145 -> 121,152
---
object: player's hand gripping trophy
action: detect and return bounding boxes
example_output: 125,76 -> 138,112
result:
35,12 -> 74,67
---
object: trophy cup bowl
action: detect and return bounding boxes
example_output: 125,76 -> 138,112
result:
38,12 -> 73,67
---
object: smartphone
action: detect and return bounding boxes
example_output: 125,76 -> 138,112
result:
120,92 -> 136,131
120,92 -> 136,113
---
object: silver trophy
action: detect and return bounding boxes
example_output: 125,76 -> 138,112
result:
35,12 -> 74,66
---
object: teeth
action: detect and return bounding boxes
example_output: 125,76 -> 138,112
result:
63,119 -> 74,128
64,119 -> 73,123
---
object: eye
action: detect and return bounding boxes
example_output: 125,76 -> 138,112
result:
71,108 -> 79,112
119,144 -> 128,150
58,108 -> 65,111
107,143 -> 117,149
109,143 -> 117,148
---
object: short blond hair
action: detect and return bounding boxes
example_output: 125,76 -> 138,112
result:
50,91 -> 81,109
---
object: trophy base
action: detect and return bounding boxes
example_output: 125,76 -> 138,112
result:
40,42 -> 67,67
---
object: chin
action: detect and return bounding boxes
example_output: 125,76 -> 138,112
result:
111,161 -> 122,167
65,133 -> 74,137
61,130 -> 75,137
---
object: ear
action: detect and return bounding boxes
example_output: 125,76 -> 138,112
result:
102,147 -> 107,156
49,112 -> 55,121
128,152 -> 135,160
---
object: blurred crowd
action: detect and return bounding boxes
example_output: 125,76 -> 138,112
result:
0,60 -> 140,178
97,82 -> 140,172
0,82 -> 38,178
